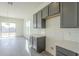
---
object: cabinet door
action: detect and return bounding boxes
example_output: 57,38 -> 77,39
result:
33,14 -> 37,28
60,2 -> 77,28
77,3 -> 79,27
28,36 -> 33,48
42,6 -> 48,19
49,2 -> 60,16
37,11 -> 42,28
32,37 -> 37,50
37,37 -> 45,53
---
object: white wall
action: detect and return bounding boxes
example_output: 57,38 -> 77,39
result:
0,16 -> 24,37
46,16 -> 79,55
24,18 -> 31,38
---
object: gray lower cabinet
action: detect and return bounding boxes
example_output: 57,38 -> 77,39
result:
56,46 -> 78,56
33,13 -> 37,28
37,11 -> 46,28
60,2 -> 78,28
49,2 -> 60,16
32,36 -> 46,53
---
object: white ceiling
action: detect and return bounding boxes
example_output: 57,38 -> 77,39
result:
0,2 -> 44,19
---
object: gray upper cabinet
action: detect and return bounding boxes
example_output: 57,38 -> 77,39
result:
33,11 -> 46,28
42,6 -> 48,19
37,11 -> 46,28
49,2 -> 60,16
60,2 -> 78,28
37,11 -> 42,28
33,13 -> 37,28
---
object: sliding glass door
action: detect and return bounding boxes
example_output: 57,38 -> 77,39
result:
9,23 -> 16,37
0,24 -> 2,37
0,22 -> 16,37
2,22 -> 9,37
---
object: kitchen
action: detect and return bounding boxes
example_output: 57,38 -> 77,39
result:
28,2 -> 79,56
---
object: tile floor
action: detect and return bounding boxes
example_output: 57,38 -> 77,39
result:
0,37 -> 52,56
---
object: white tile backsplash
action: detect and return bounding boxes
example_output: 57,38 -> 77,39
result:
46,16 -> 79,55
31,29 -> 45,36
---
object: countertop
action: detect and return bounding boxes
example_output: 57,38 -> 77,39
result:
31,34 -> 45,38
55,39 -> 79,54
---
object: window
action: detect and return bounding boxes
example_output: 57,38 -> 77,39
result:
0,22 -> 16,37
